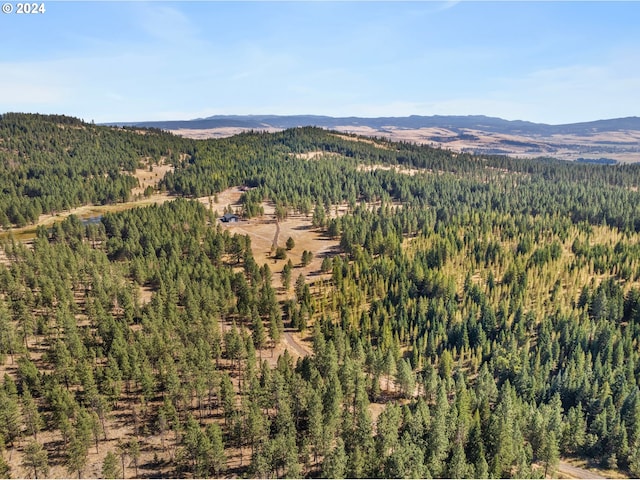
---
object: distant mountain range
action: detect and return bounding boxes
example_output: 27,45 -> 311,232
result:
109,114 -> 640,163
111,114 -> 640,136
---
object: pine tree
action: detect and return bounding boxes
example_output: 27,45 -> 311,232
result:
286,237 -> 295,250
66,435 -> 88,478
447,441 -> 471,478
301,250 -> 313,266
0,302 -> 18,363
395,358 -> 415,398
116,439 -> 128,479
376,403 -> 402,459
385,433 -> 428,478
246,400 -> 268,458
206,423 -> 226,476
428,384 -> 450,477
322,438 -> 347,479
282,260 -> 293,291
220,373 -> 236,424
321,256 -> 333,273
22,440 -> 49,479
541,430 -> 559,477
307,388 -> 324,462
295,274 -> 306,299
383,349 -> 396,392
252,309 -> 266,353
562,403 -> 587,455
102,451 -> 121,479
128,438 -> 140,478
0,389 -> 21,446
629,441 -> 640,477
268,309 -> 283,347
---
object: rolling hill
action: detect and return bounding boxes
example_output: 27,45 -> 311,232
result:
110,114 -> 640,163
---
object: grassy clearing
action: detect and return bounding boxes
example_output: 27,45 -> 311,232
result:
0,162 -> 174,241
0,194 -> 174,241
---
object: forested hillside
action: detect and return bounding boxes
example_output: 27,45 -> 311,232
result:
0,113 -> 190,228
3,113 -> 640,478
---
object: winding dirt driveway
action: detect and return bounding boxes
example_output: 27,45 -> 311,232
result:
283,331 -> 312,357
557,461 -> 608,479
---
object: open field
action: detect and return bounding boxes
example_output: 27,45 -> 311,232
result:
170,126 -> 281,139
130,162 -> 174,197
207,188 -> 340,290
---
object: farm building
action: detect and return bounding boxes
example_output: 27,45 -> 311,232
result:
220,213 -> 240,223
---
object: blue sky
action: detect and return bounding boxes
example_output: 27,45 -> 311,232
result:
1,1 -> 639,124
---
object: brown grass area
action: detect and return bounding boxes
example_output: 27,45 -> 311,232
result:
220,213 -> 339,289
294,151 -> 343,160
331,131 -> 392,149
138,285 -> 154,306
333,126 -> 640,164
0,194 -> 174,242
357,164 -> 423,176
207,187 -> 343,359
6,416 -> 176,478
209,188 -> 340,290
197,186 -> 245,214
130,162 -> 174,197
0,246 -> 9,266
170,127 -> 282,139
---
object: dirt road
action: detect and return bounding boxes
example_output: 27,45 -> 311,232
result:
283,331 -> 312,358
557,461 -> 609,479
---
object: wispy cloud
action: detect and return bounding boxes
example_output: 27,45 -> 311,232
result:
493,52 -> 640,122
133,3 -> 200,45
435,1 -> 460,13
0,62 -> 71,106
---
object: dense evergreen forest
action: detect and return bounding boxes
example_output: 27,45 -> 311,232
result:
0,113 -> 190,227
3,113 -> 640,478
